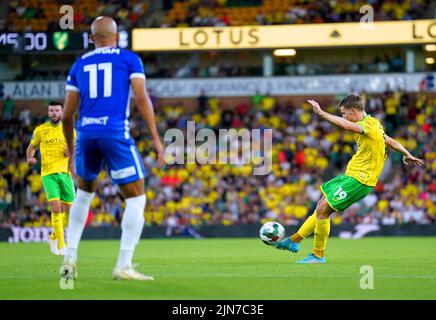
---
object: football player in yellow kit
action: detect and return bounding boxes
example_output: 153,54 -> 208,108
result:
274,94 -> 424,263
26,101 -> 76,256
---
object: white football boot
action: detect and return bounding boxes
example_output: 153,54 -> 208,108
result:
112,266 -> 154,281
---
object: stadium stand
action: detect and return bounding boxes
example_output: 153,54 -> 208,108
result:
1,0 -> 435,230
3,0 -> 434,82
0,90 -> 435,228
5,0 -> 148,31
163,0 -> 431,28
4,0 -> 432,31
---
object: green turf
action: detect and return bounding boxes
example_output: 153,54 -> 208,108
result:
0,237 -> 436,300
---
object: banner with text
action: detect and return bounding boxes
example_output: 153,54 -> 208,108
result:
132,20 -> 436,51
2,73 -> 435,100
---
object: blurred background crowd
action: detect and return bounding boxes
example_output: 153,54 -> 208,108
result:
0,0 -> 435,232
4,0 -> 431,31
1,88 -> 435,229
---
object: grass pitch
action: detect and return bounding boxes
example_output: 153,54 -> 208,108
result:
0,237 -> 435,300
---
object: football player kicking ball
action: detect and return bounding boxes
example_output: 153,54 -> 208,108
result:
274,94 -> 424,263
61,16 -> 164,281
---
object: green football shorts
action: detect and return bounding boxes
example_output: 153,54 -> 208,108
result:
42,172 -> 75,204
320,174 -> 373,212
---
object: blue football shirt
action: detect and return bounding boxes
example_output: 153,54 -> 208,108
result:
66,46 -> 145,140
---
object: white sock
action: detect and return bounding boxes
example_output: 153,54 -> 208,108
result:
117,250 -> 134,269
66,248 -> 78,261
116,194 -> 146,269
65,189 -> 94,262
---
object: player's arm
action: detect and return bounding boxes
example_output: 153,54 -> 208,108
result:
26,127 -> 40,166
63,90 -> 80,176
307,99 -> 363,133
130,77 -> 164,167
384,134 -> 424,167
64,129 -> 77,157
26,143 -> 38,167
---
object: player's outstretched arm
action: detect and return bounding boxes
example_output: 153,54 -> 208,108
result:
131,77 -> 164,167
306,99 -> 363,133
63,90 -> 80,177
384,134 -> 424,167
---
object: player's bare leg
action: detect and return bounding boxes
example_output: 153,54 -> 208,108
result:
60,177 -> 96,280
112,179 -> 153,281
48,199 -> 65,256
296,197 -> 335,264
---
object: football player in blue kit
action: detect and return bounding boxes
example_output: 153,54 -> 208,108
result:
61,16 -> 164,281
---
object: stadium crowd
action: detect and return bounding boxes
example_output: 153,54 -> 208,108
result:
0,89 -> 435,229
5,0 -> 147,32
163,0 -> 431,28
4,0 -> 432,32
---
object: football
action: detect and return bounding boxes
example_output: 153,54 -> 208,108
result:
259,221 -> 285,245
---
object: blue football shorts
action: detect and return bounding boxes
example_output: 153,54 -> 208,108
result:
75,137 -> 146,185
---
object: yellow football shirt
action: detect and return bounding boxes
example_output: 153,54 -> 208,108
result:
345,115 -> 387,187
30,122 -> 76,177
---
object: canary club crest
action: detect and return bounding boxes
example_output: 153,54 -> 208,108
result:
53,32 -> 69,51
